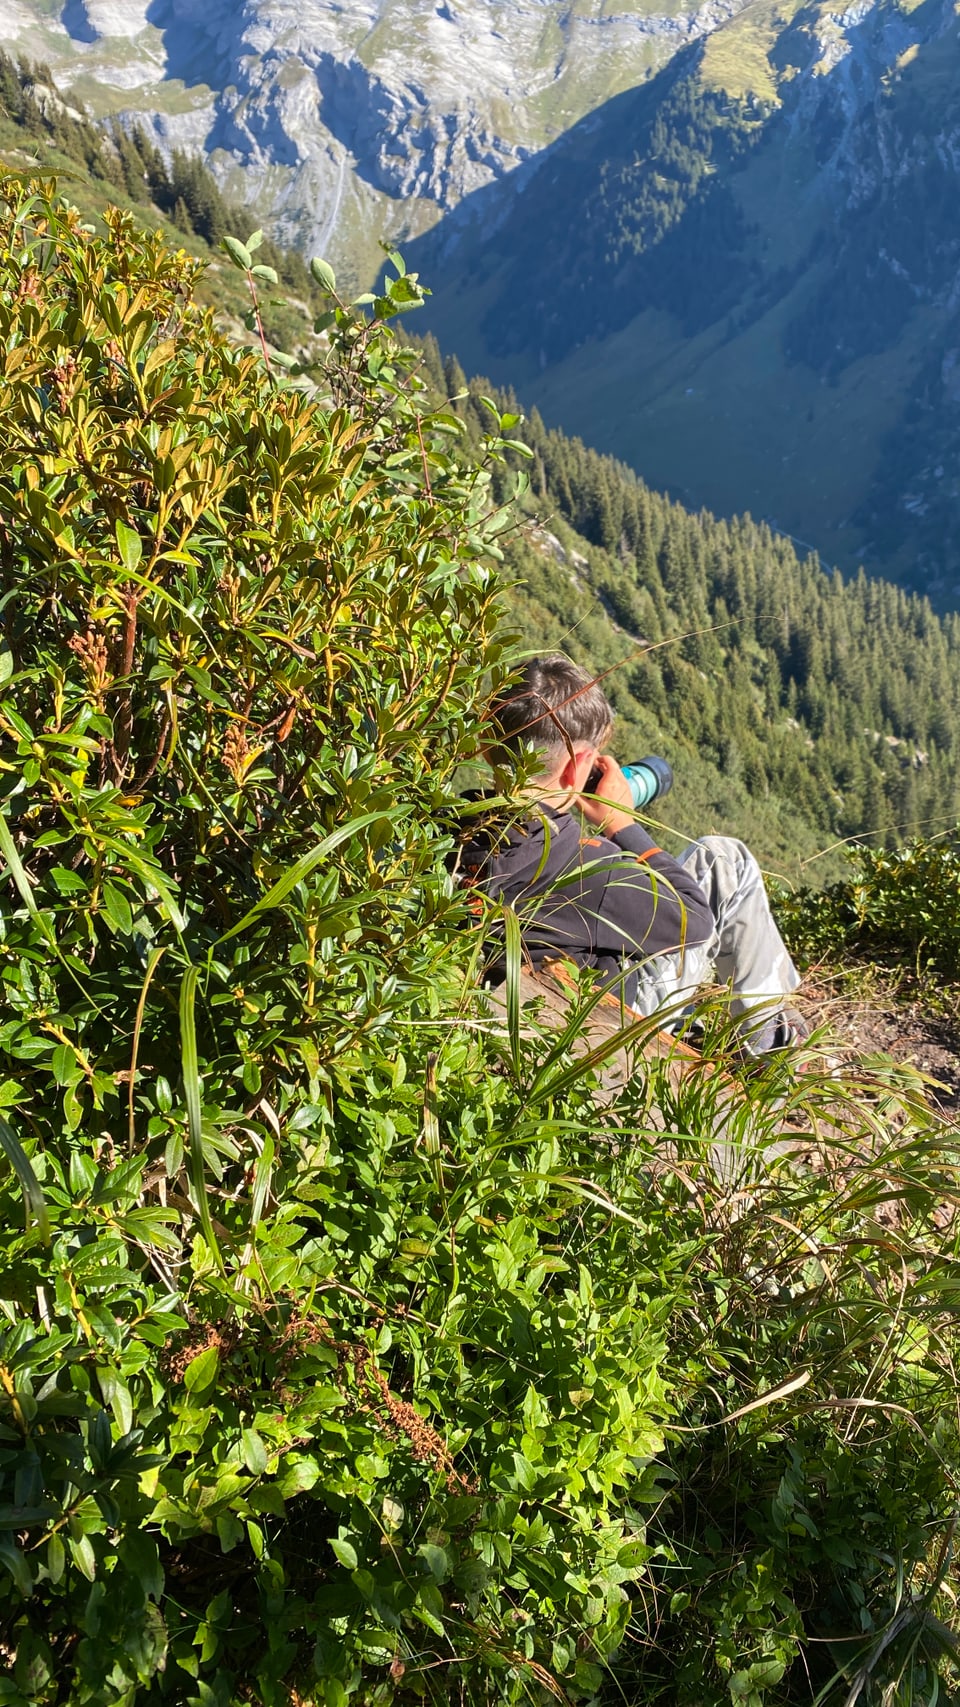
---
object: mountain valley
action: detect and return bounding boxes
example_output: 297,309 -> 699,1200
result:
410,0 -> 960,602
5,0 -> 746,284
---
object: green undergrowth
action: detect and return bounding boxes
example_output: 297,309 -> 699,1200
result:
1,177 -> 960,1707
775,834 -> 960,984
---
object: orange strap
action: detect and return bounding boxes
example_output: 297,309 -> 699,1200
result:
633,847 -> 662,863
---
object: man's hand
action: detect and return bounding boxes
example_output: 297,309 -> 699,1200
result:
576,754 -> 635,836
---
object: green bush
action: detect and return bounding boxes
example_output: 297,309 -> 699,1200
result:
775,835 -> 960,978
0,177 -> 534,1701
2,177 -> 960,1707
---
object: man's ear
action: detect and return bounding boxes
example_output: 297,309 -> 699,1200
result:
559,746 -> 597,793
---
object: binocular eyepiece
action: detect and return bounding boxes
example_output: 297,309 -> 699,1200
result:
585,754 -> 674,811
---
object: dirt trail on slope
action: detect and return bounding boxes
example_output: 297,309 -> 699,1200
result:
797,971 -> 960,1117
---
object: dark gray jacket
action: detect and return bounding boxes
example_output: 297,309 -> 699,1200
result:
458,804 -> 714,1004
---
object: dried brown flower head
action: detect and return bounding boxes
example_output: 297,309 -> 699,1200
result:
16,268 -> 42,304
48,353 -> 80,412
223,722 -> 252,787
68,628 -> 111,708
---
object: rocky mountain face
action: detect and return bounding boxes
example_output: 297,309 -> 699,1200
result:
7,0 -> 756,283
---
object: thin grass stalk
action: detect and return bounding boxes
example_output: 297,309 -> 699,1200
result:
502,904 -> 523,1080
0,810 -> 55,949
179,964 -> 225,1274
127,944 -> 166,1152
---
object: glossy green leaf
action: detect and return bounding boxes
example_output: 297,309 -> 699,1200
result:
222,235 -> 252,271
310,257 -> 336,292
116,520 -> 142,573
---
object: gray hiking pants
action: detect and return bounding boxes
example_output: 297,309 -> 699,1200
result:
628,835 -> 801,1046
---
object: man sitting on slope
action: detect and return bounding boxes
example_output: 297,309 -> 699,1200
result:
460,654 -> 807,1056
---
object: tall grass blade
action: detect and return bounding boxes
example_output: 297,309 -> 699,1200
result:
0,1116 -> 49,1242
250,1134 -> 275,1229
525,1008 -> 662,1105
128,945 -> 166,1150
502,906 -> 523,1078
515,965 -> 695,1105
216,808 -> 403,945
179,965 -> 224,1273
421,1051 -> 445,1196
712,1369 -> 812,1428
0,813 -> 37,916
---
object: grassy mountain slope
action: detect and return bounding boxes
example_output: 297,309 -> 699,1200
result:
501,437 -> 960,883
411,0 -> 960,605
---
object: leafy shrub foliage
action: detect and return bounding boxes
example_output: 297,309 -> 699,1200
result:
0,176 -> 521,1700
1,177 -> 960,1707
776,834 -> 960,977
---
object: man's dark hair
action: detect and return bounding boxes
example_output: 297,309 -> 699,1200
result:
488,655 -> 613,772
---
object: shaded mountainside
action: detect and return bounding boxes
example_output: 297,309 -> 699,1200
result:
411,0 -> 960,606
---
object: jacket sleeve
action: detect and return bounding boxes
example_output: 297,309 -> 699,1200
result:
587,824 -> 715,959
